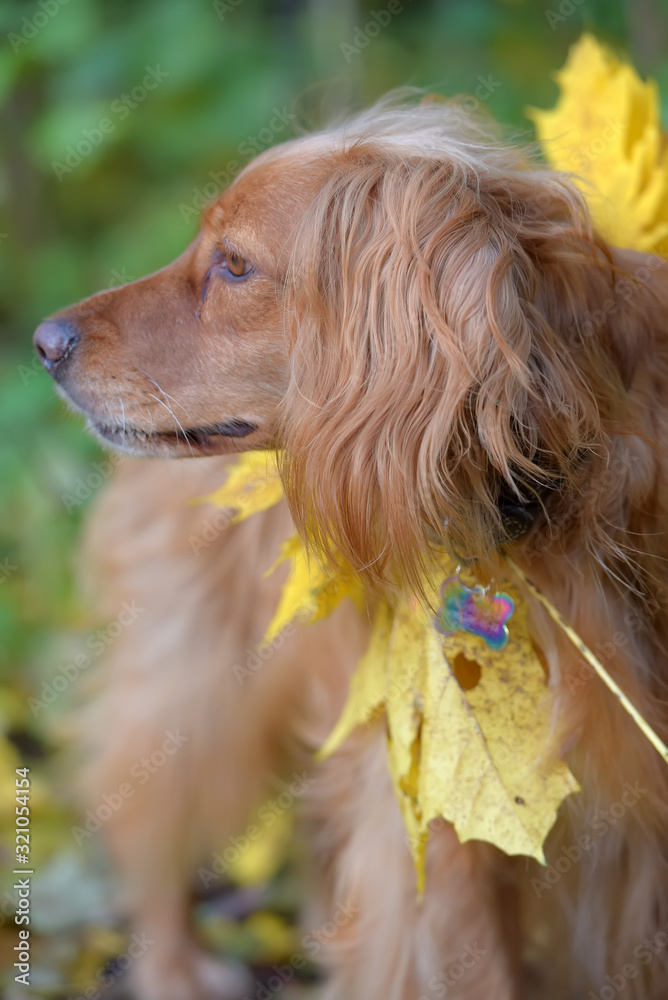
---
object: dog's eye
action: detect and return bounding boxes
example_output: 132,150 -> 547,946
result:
199,246 -> 253,313
225,250 -> 250,278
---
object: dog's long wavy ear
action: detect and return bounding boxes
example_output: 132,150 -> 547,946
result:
279,133 -> 636,593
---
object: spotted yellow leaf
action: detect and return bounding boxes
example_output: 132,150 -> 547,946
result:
320,571 -> 579,886
420,580 -> 579,864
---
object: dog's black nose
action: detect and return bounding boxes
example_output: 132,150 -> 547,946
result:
33,319 -> 79,373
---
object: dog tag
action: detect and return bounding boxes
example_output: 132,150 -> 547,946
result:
434,574 -> 515,651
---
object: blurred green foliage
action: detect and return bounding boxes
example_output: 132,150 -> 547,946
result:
1,0 -> 668,994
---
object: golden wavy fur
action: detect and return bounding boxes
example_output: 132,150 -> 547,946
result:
34,96 -> 668,999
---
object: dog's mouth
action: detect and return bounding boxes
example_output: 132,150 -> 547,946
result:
87,417 -> 259,455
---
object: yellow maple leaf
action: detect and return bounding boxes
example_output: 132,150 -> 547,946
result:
528,33 -> 668,255
318,601 -> 392,758
204,451 -> 364,643
263,534 -> 365,643
320,574 -> 579,886
205,450 -> 284,522
419,584 -> 579,864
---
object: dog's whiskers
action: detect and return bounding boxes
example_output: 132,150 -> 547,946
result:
138,367 -> 196,457
139,369 -> 194,421
147,392 -> 195,457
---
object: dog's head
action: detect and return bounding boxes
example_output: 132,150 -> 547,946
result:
35,99 -> 658,588
33,141 -> 318,457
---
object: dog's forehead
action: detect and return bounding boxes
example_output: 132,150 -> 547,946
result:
202,137 -> 332,255
237,131 -> 334,181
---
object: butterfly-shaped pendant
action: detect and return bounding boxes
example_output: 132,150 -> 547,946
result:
434,574 -> 515,651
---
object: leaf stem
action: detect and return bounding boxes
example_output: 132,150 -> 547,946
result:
503,555 -> 668,766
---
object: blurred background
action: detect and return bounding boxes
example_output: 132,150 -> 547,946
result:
1,0 -> 667,995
